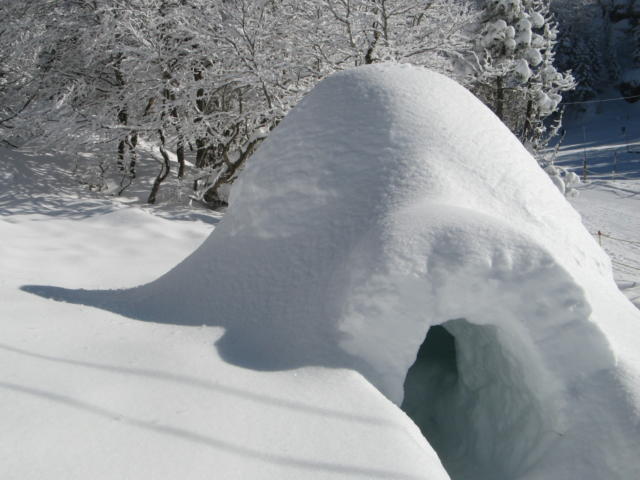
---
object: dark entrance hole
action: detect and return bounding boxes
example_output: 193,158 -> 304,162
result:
401,319 -> 550,480
401,325 -> 460,472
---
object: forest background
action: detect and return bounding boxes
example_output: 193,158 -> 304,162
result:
0,0 -> 637,207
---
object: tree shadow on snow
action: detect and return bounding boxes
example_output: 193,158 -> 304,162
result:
0,148 -> 223,223
0,379 -> 420,479
0,342 -> 393,428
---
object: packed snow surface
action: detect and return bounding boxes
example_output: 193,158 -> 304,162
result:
556,92 -> 640,307
1,150 -> 446,480
14,64 -> 640,479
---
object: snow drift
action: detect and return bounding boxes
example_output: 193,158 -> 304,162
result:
27,64 -> 640,479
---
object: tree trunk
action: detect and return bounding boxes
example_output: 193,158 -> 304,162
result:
192,68 -> 208,189
203,136 -> 263,207
148,130 -> 171,204
193,137 -> 210,191
365,29 -> 380,64
128,133 -> 138,178
495,77 -> 504,121
176,136 -> 185,179
522,98 -> 534,143
117,139 -> 126,171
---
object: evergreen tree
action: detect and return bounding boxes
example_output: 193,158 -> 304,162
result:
571,38 -> 599,100
554,1 -> 606,101
472,0 -> 574,151
601,1 -> 622,83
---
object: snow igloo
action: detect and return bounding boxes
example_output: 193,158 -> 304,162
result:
30,64 -> 640,479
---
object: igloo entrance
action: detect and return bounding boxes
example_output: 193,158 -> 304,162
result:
401,319 -> 553,480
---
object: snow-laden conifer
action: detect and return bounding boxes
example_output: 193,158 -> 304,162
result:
472,0 -> 574,152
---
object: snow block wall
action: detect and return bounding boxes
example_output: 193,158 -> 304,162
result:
30,64 -> 640,479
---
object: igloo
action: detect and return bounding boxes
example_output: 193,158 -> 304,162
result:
27,64 -> 640,479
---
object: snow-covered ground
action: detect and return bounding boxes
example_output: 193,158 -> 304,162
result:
557,93 -> 640,308
2,66 -> 640,480
0,149 -> 446,480
571,186 -> 640,308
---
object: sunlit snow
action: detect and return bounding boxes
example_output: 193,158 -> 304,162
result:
4,64 -> 640,480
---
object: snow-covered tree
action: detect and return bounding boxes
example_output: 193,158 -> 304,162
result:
472,0 -> 574,151
0,0 -> 483,206
0,2 -> 67,147
298,0 -> 477,76
601,1 -> 622,83
553,0 -> 606,101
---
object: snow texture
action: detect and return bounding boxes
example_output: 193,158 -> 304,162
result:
530,11 -> 545,29
514,57 -> 533,82
516,18 -> 533,46
2,148 -> 446,480
26,64 -> 640,479
525,47 -> 543,67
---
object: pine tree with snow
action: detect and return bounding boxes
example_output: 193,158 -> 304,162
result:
553,1 -> 607,102
472,0 -> 574,151
571,40 -> 599,100
602,2 -> 622,84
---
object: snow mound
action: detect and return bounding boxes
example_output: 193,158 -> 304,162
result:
27,64 -> 640,479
